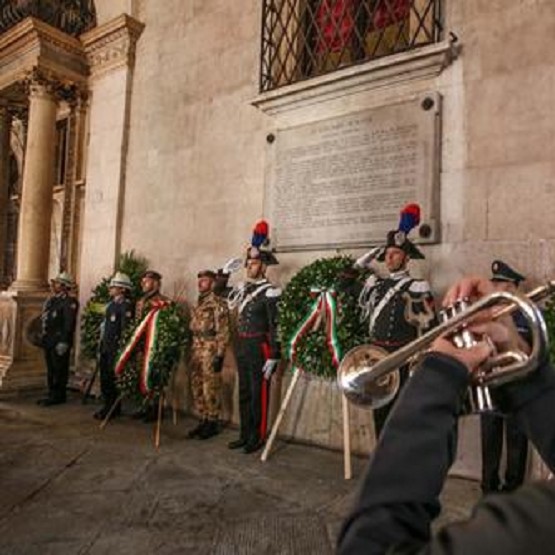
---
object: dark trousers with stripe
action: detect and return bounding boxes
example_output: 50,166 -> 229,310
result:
481,412 -> 528,493
235,336 -> 271,445
373,365 -> 410,439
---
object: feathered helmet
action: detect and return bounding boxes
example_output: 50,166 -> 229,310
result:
376,203 -> 425,261
245,219 -> 279,266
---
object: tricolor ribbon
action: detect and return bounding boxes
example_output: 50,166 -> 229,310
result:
288,288 -> 342,371
115,300 -> 169,397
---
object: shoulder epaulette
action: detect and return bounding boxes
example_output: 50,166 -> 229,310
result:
265,287 -> 282,298
408,280 -> 432,294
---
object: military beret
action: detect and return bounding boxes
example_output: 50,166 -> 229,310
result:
197,270 -> 216,279
142,270 -> 162,281
491,260 -> 525,284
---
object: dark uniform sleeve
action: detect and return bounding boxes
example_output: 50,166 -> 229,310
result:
264,290 -> 281,359
414,482 -> 555,555
494,359 -> 555,472
338,355 -> 555,555
337,352 -> 470,555
61,297 -> 79,345
121,299 -> 134,334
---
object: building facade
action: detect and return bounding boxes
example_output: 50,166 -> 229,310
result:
0,0 -> 553,476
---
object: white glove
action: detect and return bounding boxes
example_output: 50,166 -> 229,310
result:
222,257 -> 243,274
354,247 -> 382,269
55,342 -> 69,356
262,359 -> 279,380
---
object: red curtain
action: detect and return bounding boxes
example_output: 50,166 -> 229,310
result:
315,0 -> 356,54
373,0 -> 410,30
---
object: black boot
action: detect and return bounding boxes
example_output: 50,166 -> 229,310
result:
243,438 -> 264,454
228,437 -> 247,450
187,420 -> 206,439
198,420 -> 219,440
93,407 -> 108,420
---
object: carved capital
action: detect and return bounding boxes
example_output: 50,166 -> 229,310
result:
23,67 -> 87,104
81,14 -> 145,80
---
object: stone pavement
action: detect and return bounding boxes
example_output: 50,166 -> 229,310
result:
0,394 -> 480,555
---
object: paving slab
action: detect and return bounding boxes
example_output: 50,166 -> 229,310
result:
0,395 -> 480,554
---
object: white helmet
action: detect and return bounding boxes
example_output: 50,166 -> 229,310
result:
109,272 -> 133,290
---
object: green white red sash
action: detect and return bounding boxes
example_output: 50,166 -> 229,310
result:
287,288 -> 342,371
115,300 -> 169,396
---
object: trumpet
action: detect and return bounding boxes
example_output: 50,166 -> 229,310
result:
337,282 -> 555,412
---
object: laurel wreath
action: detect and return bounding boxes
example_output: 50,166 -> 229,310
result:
278,256 -> 369,379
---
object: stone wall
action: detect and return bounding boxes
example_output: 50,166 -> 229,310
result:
87,0 -> 555,301
80,1 -> 555,470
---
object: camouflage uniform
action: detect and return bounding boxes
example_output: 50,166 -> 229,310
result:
189,291 -> 230,421
135,290 -> 170,320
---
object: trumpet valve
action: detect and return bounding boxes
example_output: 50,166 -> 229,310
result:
440,299 -> 478,349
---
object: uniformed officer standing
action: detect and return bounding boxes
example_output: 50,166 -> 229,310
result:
38,272 -> 79,406
358,205 -> 436,437
481,260 -> 530,494
228,226 -> 281,454
93,272 -> 134,420
136,270 -> 169,320
133,269 -> 170,422
187,270 -> 231,440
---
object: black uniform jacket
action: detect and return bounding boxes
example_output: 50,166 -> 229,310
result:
41,293 -> 79,349
100,297 -> 134,356
236,280 -> 281,359
337,353 -> 555,555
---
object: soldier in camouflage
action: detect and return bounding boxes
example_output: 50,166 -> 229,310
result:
187,270 -> 231,440
135,270 -> 169,320
133,269 -> 170,422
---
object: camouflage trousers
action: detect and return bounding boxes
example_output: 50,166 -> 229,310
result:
190,339 -> 222,421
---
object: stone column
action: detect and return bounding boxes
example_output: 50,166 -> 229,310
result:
0,106 -> 11,288
10,81 -> 58,292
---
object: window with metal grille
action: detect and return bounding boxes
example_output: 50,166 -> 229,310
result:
260,0 -> 443,92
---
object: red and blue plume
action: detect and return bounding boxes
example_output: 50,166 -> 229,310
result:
251,219 -> 269,248
398,203 -> 421,234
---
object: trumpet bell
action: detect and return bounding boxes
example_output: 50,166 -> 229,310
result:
338,345 -> 400,409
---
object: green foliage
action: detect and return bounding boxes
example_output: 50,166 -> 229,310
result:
278,256 -> 369,379
80,250 -> 149,360
116,303 -> 189,401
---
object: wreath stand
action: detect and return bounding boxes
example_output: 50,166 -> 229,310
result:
261,367 -> 352,479
99,388 -> 178,450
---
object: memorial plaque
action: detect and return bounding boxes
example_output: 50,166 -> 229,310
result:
264,94 -> 441,251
